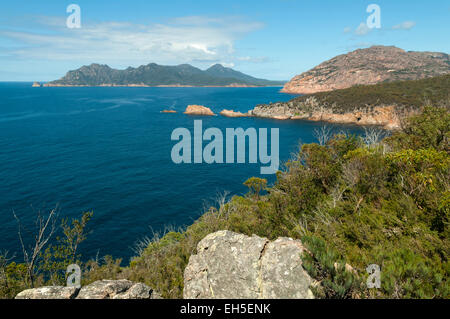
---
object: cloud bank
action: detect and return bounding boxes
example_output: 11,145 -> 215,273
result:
0,15 -> 267,68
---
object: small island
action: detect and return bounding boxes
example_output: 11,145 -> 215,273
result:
184,105 -> 215,116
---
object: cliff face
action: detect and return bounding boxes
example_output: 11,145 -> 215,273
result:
282,46 -> 450,94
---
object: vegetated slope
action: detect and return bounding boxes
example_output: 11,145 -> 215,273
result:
291,73 -> 450,113
282,45 -> 450,94
45,63 -> 285,87
248,74 -> 449,130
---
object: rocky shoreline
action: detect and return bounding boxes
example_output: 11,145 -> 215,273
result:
247,99 -> 411,129
170,100 -> 408,129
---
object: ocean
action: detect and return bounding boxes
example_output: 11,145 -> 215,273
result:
0,82 -> 366,261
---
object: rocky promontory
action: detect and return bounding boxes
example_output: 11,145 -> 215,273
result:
250,74 -> 449,129
282,46 -> 450,94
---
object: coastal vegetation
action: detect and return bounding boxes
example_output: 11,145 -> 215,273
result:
1,104 -> 448,299
250,74 -> 450,129
289,73 -> 450,113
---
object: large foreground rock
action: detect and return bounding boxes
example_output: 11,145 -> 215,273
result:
183,230 -> 314,299
15,280 -> 160,299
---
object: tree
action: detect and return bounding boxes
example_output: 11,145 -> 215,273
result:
243,177 -> 267,200
314,125 -> 333,146
13,209 -> 57,287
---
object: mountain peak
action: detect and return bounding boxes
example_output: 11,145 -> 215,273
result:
208,64 -> 227,70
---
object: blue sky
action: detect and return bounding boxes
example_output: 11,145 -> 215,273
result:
0,0 -> 449,81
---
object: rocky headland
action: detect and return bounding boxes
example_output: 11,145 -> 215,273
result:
249,74 -> 450,129
282,45 -> 450,94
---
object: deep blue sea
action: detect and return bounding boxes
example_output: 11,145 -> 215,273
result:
0,82 -> 366,262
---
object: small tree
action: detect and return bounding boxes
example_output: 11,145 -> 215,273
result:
314,125 -> 333,145
40,211 -> 93,285
0,251 -> 14,290
13,209 -> 57,287
243,177 -> 267,200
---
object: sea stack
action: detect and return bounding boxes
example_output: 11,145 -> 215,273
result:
32,82 -> 41,87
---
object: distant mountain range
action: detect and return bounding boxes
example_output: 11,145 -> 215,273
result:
43,63 -> 285,87
282,45 -> 450,94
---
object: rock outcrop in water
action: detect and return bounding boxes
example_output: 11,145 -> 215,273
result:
184,105 -> 215,116
219,109 -> 248,117
160,110 -> 177,113
183,230 -> 314,299
15,280 -> 161,299
282,46 -> 450,94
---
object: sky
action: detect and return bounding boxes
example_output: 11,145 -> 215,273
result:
0,0 -> 449,81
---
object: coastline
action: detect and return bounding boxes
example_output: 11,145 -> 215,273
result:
39,83 -> 285,88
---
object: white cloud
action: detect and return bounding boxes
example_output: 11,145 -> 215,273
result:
0,15 -> 266,68
343,27 -> 352,34
392,21 -> 416,30
355,22 -> 371,36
